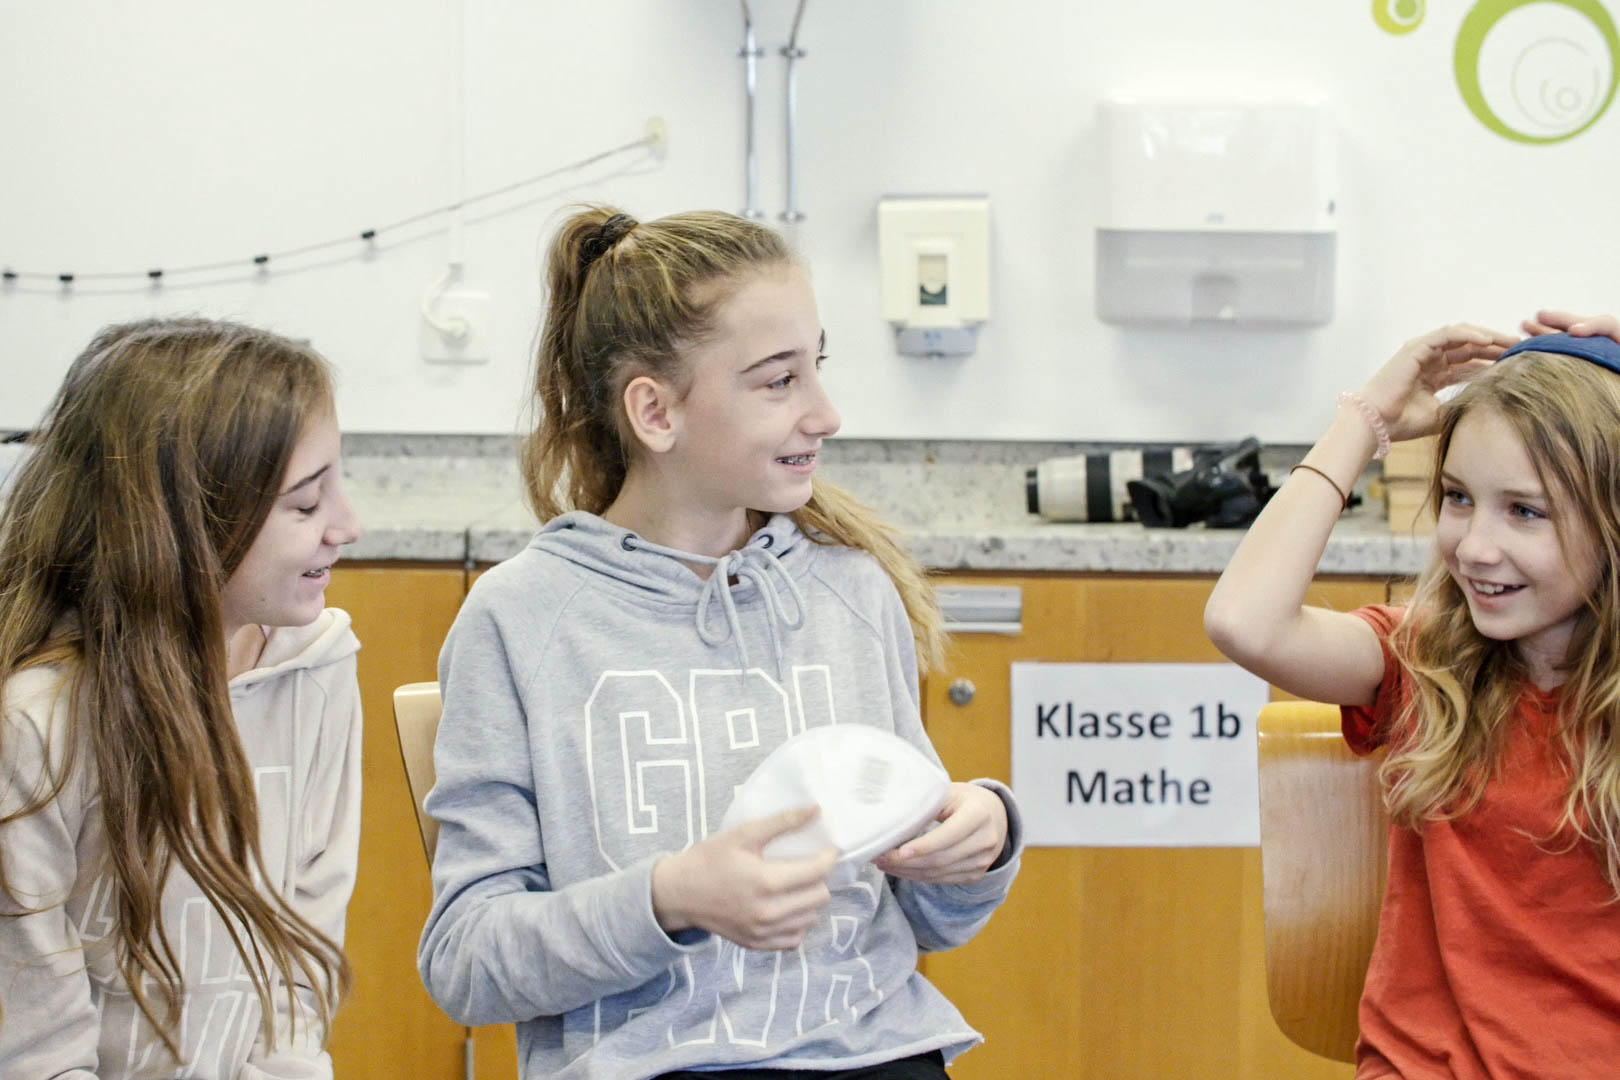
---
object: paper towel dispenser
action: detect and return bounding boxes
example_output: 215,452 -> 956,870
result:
1094,100 -> 1337,326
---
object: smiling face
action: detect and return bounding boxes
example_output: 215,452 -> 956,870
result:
663,263 -> 841,526
1435,406 -> 1600,679
220,407 -> 363,635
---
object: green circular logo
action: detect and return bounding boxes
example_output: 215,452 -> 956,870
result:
1455,0 -> 1618,143
1374,0 -> 1427,35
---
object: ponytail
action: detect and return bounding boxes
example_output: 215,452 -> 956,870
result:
524,207 -> 635,521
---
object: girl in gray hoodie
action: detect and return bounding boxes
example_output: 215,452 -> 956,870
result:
418,207 -> 1024,1080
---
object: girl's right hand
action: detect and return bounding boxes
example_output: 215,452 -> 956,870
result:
651,806 -> 838,951
1357,323 -> 1516,443
1521,309 -> 1620,342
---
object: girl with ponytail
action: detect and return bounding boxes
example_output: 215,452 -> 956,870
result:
420,207 -> 1023,1079
0,318 -> 365,1079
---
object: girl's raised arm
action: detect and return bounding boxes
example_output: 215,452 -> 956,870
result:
1204,324 -> 1514,704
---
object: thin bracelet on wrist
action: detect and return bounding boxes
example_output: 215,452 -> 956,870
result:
1336,390 -> 1391,460
1289,464 -> 1350,511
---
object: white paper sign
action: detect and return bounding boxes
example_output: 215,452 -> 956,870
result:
1009,662 -> 1270,847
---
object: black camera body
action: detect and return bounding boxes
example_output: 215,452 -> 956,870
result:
1125,437 -> 1275,529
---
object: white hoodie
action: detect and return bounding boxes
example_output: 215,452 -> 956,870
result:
0,608 -> 362,1080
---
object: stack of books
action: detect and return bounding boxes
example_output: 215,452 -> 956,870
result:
1383,436 -> 1437,535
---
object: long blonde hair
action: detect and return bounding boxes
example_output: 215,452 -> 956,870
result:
523,205 -> 944,670
0,318 -> 351,1059
1385,350 -> 1620,893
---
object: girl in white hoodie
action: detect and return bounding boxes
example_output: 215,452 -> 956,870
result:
0,318 -> 365,1079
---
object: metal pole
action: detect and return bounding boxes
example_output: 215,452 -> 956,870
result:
780,0 -> 810,223
739,1 -> 766,219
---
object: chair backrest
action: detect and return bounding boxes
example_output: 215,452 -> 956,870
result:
392,681 -> 443,865
1257,700 -> 1390,1063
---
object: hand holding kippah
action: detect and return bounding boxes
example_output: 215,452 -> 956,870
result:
651,807 -> 838,951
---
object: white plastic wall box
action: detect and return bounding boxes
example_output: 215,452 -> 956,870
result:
1095,100 -> 1337,326
878,195 -> 991,355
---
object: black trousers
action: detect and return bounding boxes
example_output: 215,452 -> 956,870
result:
654,1049 -> 948,1080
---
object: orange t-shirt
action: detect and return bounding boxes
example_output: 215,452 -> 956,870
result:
1342,605 -> 1620,1080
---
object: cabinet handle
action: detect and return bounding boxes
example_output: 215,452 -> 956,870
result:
937,585 -> 1022,635
947,678 -> 976,706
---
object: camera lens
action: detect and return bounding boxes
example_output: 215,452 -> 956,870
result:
1026,447 -> 1199,523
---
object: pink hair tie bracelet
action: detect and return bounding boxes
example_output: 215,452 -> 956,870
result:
1336,390 -> 1391,460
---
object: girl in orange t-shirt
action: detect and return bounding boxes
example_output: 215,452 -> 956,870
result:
1206,310 -> 1620,1080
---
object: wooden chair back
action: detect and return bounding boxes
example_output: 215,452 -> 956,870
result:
1257,700 -> 1389,1063
392,681 -> 443,864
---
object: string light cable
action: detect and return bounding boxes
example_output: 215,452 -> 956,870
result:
1,118 -> 668,288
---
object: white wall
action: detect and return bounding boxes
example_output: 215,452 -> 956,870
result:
2,0 -> 1616,440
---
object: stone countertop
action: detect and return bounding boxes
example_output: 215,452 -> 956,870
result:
4,435 -> 1433,577
862,513 -> 1427,575
347,480 -> 1430,577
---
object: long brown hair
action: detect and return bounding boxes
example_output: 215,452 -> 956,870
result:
523,205 -> 945,670
1386,350 -> 1620,892
0,318 -> 351,1058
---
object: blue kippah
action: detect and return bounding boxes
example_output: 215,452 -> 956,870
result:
1499,332 -> 1620,375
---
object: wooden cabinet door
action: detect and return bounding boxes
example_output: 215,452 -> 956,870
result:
323,565 -> 517,1080
918,573 -> 1381,1080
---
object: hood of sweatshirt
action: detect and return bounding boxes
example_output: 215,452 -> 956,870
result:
533,510 -> 814,673
229,607 -> 360,693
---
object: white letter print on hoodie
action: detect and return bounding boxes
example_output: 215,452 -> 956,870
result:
419,512 -> 1022,1080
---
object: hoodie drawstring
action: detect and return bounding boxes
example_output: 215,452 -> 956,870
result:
621,533 -> 806,675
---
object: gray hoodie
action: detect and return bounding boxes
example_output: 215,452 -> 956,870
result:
0,609 -> 362,1080
418,511 -> 1022,1080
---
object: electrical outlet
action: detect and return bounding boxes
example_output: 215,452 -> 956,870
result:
421,287 -> 492,364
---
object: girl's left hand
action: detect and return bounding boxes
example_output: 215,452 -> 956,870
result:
1522,309 -> 1620,342
1357,324 -> 1515,443
873,782 -> 1009,885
